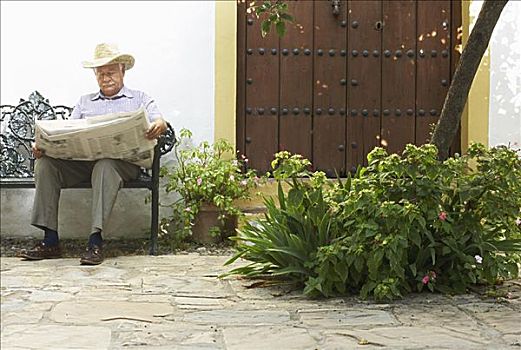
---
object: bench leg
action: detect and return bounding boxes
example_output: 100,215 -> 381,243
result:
150,186 -> 159,255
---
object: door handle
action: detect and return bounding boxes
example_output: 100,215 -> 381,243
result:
331,0 -> 340,16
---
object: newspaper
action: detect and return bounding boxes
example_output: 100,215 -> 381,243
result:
35,108 -> 157,168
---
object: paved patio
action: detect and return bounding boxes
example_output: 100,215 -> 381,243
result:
1,254 -> 520,349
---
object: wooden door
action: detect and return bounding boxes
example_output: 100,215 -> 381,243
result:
237,0 -> 461,175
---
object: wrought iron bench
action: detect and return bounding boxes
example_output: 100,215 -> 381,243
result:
0,91 -> 176,254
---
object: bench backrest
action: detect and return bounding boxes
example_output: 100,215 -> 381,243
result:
0,91 -> 176,179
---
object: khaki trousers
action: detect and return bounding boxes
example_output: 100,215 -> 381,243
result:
31,157 -> 140,234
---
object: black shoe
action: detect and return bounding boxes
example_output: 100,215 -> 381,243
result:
80,245 -> 104,265
19,242 -> 62,260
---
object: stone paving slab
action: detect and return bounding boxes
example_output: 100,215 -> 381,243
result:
2,325 -> 112,350
297,308 -> 398,328
321,326 -> 496,349
1,255 -> 520,349
222,326 -> 316,350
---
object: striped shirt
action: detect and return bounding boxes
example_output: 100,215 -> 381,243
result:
70,86 -> 161,122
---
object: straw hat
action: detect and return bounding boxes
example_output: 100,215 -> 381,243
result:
82,43 -> 135,70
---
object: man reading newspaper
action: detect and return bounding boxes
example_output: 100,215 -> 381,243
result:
20,43 -> 167,265
35,108 -> 157,169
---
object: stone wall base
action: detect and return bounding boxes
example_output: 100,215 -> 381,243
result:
1,188 -> 153,239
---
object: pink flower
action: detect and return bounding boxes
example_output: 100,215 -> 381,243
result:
430,271 -> 437,279
474,255 -> 483,264
438,211 -> 447,221
422,275 -> 430,285
240,179 -> 248,186
244,158 -> 249,163
516,218 -> 521,226
185,207 -> 191,212
241,154 -> 246,159
196,178 -> 202,186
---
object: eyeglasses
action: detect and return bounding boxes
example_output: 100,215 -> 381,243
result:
95,70 -> 120,80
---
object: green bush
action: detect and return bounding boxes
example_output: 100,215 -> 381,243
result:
160,129 -> 262,248
223,152 -> 341,281
224,144 -> 521,300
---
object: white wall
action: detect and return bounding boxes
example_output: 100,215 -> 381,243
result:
1,1 -> 215,145
1,1 -> 215,239
489,0 -> 521,149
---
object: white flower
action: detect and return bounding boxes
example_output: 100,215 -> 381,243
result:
474,255 -> 483,264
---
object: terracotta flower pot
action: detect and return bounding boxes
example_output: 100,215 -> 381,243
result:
191,204 -> 238,244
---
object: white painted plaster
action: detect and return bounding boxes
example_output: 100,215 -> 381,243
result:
1,1 -> 215,145
489,0 -> 521,149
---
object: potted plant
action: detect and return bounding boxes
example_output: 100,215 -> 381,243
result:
160,129 -> 261,245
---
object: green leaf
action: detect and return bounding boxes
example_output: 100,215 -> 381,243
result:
335,281 -> 346,294
424,230 -> 435,245
360,281 -> 377,299
506,263 -> 519,278
287,188 -> 304,208
430,247 -> 436,265
267,247 -> 307,262
271,266 -> 308,276
467,271 -> 477,284
280,13 -> 294,22
441,246 -> 451,255
275,20 -> 286,37
304,276 -> 323,296
334,262 -> 348,282
490,239 -> 521,252
368,250 -> 384,279
278,182 -> 286,210
261,20 -> 271,37
354,255 -> 365,273
409,263 -> 417,277
409,230 -> 421,247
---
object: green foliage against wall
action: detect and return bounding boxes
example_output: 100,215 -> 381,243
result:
224,144 -> 521,300
248,1 -> 294,37
160,129 -> 263,247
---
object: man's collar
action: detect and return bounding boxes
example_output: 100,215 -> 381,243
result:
91,86 -> 134,101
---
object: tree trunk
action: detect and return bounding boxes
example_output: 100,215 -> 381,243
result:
430,0 -> 508,160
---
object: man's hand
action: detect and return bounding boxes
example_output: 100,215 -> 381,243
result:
145,118 -> 167,140
32,143 -> 44,159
